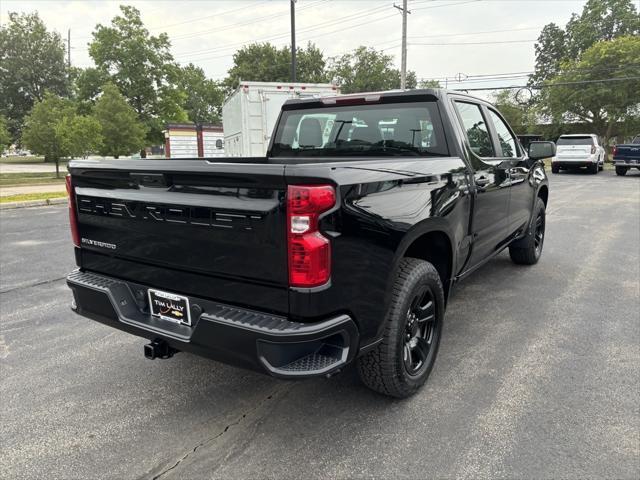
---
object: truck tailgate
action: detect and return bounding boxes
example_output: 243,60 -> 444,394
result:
69,159 -> 288,313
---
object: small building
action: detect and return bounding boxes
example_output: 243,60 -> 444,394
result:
163,123 -> 225,158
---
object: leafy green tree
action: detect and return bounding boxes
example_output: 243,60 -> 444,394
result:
530,23 -> 566,85
417,79 -> 442,89
565,0 -> 640,58
21,94 -> 75,176
72,67 -> 111,114
532,0 -> 639,84
93,84 -> 146,159
177,64 -> 225,124
546,36 -> 640,148
530,0 -> 640,139
0,116 -> 11,153
326,46 -> 416,94
55,115 -> 103,159
224,42 -> 328,89
0,12 -> 68,140
491,90 -> 536,133
88,5 -> 185,155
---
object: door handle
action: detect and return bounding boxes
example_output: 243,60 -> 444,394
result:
475,176 -> 491,187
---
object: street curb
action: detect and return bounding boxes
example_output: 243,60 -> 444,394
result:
0,197 -> 67,210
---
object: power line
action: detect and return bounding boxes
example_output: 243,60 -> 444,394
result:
408,26 -> 541,39
169,0 -> 327,42
174,6 -> 393,61
73,1 -> 269,40
411,39 -> 536,45
454,76 -> 640,91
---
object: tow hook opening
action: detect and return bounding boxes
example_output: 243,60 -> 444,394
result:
144,339 -> 178,360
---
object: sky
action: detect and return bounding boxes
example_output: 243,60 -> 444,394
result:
1,0 -> 592,96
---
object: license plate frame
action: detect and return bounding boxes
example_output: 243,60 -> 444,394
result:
148,289 -> 191,326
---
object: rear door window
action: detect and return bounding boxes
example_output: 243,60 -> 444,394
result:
454,102 -> 495,157
557,136 -> 594,146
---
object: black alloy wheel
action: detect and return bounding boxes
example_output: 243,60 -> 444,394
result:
403,286 -> 437,376
533,210 -> 545,258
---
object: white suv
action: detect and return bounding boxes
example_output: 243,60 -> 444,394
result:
552,134 -> 605,174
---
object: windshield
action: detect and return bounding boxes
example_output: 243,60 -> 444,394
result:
270,102 -> 449,158
557,136 -> 594,146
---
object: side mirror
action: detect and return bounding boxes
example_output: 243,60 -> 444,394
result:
528,141 -> 556,161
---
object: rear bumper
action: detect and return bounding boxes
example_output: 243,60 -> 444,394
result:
613,158 -> 640,167
552,159 -> 597,168
67,269 -> 359,378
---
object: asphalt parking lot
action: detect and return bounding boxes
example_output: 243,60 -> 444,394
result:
1,169 -> 639,479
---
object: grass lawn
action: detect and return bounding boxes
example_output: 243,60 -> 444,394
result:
0,191 -> 67,204
0,172 -> 67,187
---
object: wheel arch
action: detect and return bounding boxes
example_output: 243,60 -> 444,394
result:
537,184 -> 549,207
389,221 -> 456,306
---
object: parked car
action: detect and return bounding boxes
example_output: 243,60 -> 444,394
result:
612,135 -> 640,176
65,89 -> 554,397
551,134 -> 605,174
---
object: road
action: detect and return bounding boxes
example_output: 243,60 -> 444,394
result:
1,170 -> 639,479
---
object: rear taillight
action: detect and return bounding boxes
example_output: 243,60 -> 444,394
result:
591,145 -> 596,154
612,146 -> 617,156
65,174 -> 80,247
287,185 -> 336,288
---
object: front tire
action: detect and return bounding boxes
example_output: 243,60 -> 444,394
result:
509,197 -> 546,265
615,166 -> 628,176
357,258 -> 444,398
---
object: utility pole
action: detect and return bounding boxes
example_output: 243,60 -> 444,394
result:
67,29 -> 71,69
393,1 -> 410,89
290,0 -> 297,83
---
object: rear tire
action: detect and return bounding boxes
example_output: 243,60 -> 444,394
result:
357,258 -> 444,398
589,163 -> 598,174
509,198 -> 545,265
615,166 -> 628,176
551,164 -> 559,174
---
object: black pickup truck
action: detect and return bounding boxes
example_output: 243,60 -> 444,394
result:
66,89 -> 555,397
613,135 -> 640,176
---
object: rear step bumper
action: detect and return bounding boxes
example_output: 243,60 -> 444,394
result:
67,269 -> 359,378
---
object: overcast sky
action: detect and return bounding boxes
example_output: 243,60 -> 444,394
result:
1,0 -> 590,94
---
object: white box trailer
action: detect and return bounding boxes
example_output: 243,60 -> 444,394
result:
222,81 -> 340,157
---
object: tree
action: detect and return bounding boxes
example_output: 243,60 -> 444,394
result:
565,0 -> 640,58
491,90 -> 536,133
88,5 -> 185,155
532,0 -> 639,84
0,116 -> 11,153
21,94 -> 74,176
530,23 -> 566,85
418,79 -> 442,89
326,46 -> 416,94
72,67 -> 111,114
93,84 -> 146,158
546,36 -> 640,148
55,115 -> 103,159
0,12 -> 68,140
224,42 -> 328,89
178,64 -> 225,124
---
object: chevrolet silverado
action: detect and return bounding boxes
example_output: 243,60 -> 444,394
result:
66,89 -> 555,397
